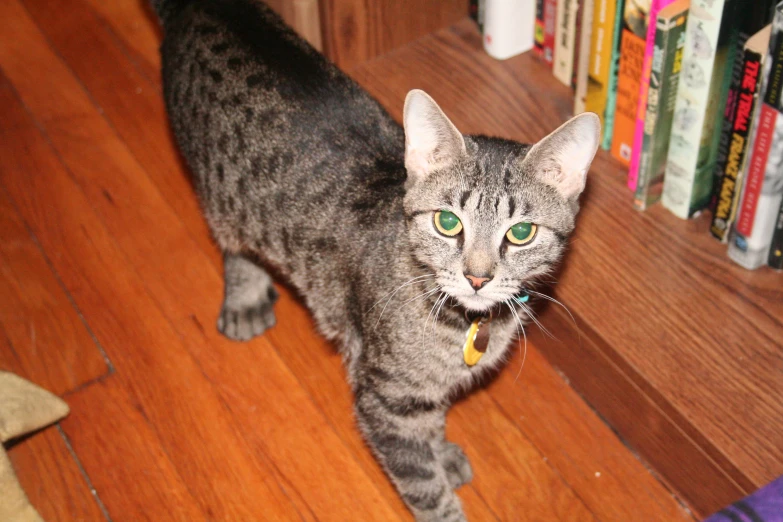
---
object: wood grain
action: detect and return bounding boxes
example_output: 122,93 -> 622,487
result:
0,0 -> 724,519
8,426 -> 107,522
351,20 -> 783,516
0,186 -> 109,396
61,377 -> 211,522
319,0 -> 466,70
0,3 -> 402,519
0,66 -> 305,520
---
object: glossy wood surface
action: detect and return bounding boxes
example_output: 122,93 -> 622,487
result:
1,1 -> 697,520
350,19 -> 783,517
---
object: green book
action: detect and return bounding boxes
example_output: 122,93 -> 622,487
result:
634,0 -> 689,210
600,0 -> 626,150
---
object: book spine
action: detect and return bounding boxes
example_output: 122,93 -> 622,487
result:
584,0 -> 618,128
729,8 -> 783,270
554,0 -> 577,85
627,0 -> 675,191
661,0 -> 729,219
710,0 -> 777,215
573,0 -> 594,113
611,28 -> 646,166
543,0 -> 558,65
535,0 -> 546,56
601,0 -> 625,149
469,0 -> 486,32
769,197 -> 783,269
635,9 -> 688,211
709,47 -> 765,241
571,0 -> 584,88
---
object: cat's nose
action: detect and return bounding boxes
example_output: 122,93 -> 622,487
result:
464,273 -> 492,290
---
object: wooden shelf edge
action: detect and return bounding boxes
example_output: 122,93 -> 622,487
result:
531,302 -> 754,518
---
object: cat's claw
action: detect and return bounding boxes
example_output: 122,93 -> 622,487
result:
217,292 -> 277,341
439,442 -> 473,489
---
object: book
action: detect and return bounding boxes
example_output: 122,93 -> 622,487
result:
728,4 -> 783,270
574,0 -> 595,112
600,0 -> 626,150
469,0 -> 486,32
584,0 -> 622,130
535,0 -> 546,57
710,26 -> 772,240
661,0 -> 731,219
611,1 -> 652,167
554,0 -> 579,85
571,0 -> 585,88
709,0 -> 777,223
634,0 -> 689,211
769,197 -> 783,269
543,0 -> 558,65
627,0 -> 679,191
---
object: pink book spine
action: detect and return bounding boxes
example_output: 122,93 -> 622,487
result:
627,0 -> 674,190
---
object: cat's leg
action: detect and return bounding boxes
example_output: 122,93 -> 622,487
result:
217,252 -> 278,341
354,386 -> 466,522
434,439 -> 473,490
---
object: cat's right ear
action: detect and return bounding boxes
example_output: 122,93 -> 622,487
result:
403,89 -> 466,182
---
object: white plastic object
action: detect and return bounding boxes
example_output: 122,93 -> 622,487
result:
482,0 -> 536,60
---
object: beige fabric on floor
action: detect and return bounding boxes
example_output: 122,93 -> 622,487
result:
0,371 -> 70,522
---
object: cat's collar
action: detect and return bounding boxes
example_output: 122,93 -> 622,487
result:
462,290 -> 529,367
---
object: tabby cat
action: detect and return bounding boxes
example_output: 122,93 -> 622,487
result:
152,0 -> 600,520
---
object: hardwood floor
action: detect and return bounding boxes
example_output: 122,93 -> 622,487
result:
0,1 -> 693,520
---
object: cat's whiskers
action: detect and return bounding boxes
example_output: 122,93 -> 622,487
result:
504,299 -> 528,382
397,284 -> 442,312
367,274 -> 435,313
371,274 -> 436,330
423,292 -> 448,338
431,292 -> 449,335
525,289 -> 578,332
513,298 -> 556,340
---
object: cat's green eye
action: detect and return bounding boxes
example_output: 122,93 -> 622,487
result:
434,210 -> 463,237
506,222 -> 537,245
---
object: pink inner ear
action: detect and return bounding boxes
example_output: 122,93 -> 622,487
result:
405,148 -> 431,177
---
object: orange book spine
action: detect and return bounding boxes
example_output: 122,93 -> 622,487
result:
611,29 -> 646,166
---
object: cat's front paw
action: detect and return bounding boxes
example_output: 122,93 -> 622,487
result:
438,442 -> 473,489
217,289 -> 277,341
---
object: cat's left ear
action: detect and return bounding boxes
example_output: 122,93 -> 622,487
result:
523,113 -> 601,200
403,89 -> 466,182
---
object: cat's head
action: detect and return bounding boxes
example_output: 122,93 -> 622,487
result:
402,90 -> 600,313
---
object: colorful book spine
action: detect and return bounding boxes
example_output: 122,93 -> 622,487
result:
469,0 -> 486,32
601,0 -> 626,150
661,0 -> 729,218
611,4 -> 652,167
573,0 -> 594,113
710,26 -> 772,241
709,0 -> 776,222
584,0 -> 620,129
627,0 -> 677,191
543,0 -> 558,65
769,197 -> 783,269
535,0 -> 546,57
634,0 -> 689,211
728,4 -> 783,270
554,0 -> 579,85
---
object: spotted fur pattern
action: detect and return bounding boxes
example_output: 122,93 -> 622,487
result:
155,1 -> 599,520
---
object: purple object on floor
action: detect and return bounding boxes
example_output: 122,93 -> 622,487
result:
703,476 -> 783,522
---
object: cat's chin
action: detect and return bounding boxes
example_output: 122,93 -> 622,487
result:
455,294 -> 498,313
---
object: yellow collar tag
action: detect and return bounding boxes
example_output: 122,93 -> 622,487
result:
463,317 -> 489,366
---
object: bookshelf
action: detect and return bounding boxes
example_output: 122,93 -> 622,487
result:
352,20 -> 783,517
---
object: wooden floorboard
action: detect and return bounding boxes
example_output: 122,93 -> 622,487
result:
0,0 -> 700,520
350,20 -> 783,516
8,427 -> 107,522
0,187 -> 109,396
